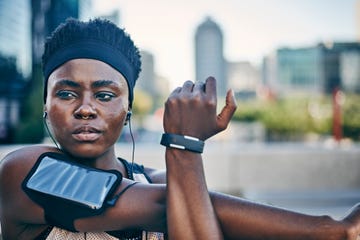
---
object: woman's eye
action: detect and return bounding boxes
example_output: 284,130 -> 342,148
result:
95,92 -> 115,102
56,90 -> 77,100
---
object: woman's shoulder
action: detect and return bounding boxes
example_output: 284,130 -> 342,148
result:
0,145 -> 60,177
0,145 -> 61,238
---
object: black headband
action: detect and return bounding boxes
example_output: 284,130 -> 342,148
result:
43,39 -> 136,107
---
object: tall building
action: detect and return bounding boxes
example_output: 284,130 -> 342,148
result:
0,0 -> 29,142
320,42 -> 360,93
46,0 -> 80,34
340,51 -> 360,92
356,0 -> 360,41
277,47 -> 323,95
137,50 -> 156,96
0,0 -> 31,76
137,50 -> 170,110
227,61 -> 260,91
78,0 -> 94,21
195,17 -> 226,97
98,10 -> 121,25
262,42 -> 360,96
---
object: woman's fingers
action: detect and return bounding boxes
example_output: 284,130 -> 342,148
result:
216,89 -> 237,131
164,77 -> 237,139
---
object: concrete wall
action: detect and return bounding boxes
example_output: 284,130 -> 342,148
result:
114,142 -> 360,194
1,142 -> 360,194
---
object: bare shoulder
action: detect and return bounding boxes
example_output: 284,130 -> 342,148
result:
0,145 -> 59,238
0,144 -> 60,200
0,144 -> 59,182
1,144 -> 58,164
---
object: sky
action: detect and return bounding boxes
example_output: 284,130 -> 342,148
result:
93,0 -> 358,89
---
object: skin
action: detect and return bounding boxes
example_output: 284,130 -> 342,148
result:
163,79 -> 235,239
1,58 -> 360,239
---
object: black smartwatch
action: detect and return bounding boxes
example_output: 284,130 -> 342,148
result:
160,133 -> 204,153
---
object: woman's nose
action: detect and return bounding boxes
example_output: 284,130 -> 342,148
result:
73,98 -> 97,120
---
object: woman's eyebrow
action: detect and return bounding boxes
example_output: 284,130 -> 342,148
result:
91,80 -> 120,88
55,79 -> 81,88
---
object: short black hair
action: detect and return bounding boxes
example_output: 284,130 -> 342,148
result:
42,18 -> 141,104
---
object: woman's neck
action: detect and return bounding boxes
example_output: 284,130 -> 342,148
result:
61,146 -> 121,170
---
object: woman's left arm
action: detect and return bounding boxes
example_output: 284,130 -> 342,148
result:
163,77 -> 236,239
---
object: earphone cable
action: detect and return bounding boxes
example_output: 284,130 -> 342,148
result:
43,117 -> 61,150
128,117 -> 135,178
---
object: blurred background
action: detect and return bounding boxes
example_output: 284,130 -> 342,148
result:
1,0 -> 360,220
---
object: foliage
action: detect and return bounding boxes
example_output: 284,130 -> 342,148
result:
233,93 -> 360,141
132,89 -> 154,117
342,94 -> 360,141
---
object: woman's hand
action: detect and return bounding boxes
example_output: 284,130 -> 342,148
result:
163,76 -> 237,140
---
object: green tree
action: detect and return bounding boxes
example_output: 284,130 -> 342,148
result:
343,94 -> 360,141
132,89 -> 154,126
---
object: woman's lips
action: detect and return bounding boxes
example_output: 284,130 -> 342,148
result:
72,126 -> 102,142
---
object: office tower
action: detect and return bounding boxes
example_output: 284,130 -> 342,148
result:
195,17 -> 227,97
46,0 -> 80,34
340,51 -> 360,92
0,0 -> 30,142
0,0 -> 31,76
356,0 -> 360,41
137,50 -> 170,110
137,50 -> 156,96
227,61 -> 260,98
262,42 -> 360,96
276,47 -> 323,95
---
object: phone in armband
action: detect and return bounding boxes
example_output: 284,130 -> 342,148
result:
22,152 -> 123,231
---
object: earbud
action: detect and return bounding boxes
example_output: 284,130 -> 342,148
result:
126,111 -> 132,121
124,111 -> 132,126
43,111 -> 48,118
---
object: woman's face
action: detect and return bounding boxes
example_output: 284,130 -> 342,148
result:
45,59 -> 129,159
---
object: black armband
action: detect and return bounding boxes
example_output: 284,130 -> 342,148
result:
22,152 -> 124,232
160,133 -> 204,153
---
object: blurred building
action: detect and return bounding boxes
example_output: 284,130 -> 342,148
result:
137,50 -> 156,95
262,42 -> 360,96
45,0 -> 80,34
195,17 -> 227,97
137,50 -> 170,110
98,10 -> 120,25
277,46 -> 322,95
321,42 -> 360,93
0,57 -> 26,142
340,50 -> 360,92
79,0 -> 94,21
0,0 -> 30,142
227,61 -> 260,100
356,0 -> 360,41
0,0 -> 32,76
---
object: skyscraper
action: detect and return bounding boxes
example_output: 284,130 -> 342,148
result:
0,0 -> 31,76
195,17 -> 226,97
356,0 -> 360,41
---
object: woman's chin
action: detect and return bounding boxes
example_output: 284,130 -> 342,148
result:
61,144 -> 107,161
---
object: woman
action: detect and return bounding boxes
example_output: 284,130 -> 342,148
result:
1,18 -> 360,240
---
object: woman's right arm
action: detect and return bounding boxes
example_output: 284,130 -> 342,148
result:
0,145 -> 167,239
2,146 -> 360,240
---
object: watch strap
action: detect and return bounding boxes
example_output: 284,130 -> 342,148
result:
160,133 -> 204,153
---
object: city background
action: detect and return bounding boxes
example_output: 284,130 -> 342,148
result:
1,0 -> 360,222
